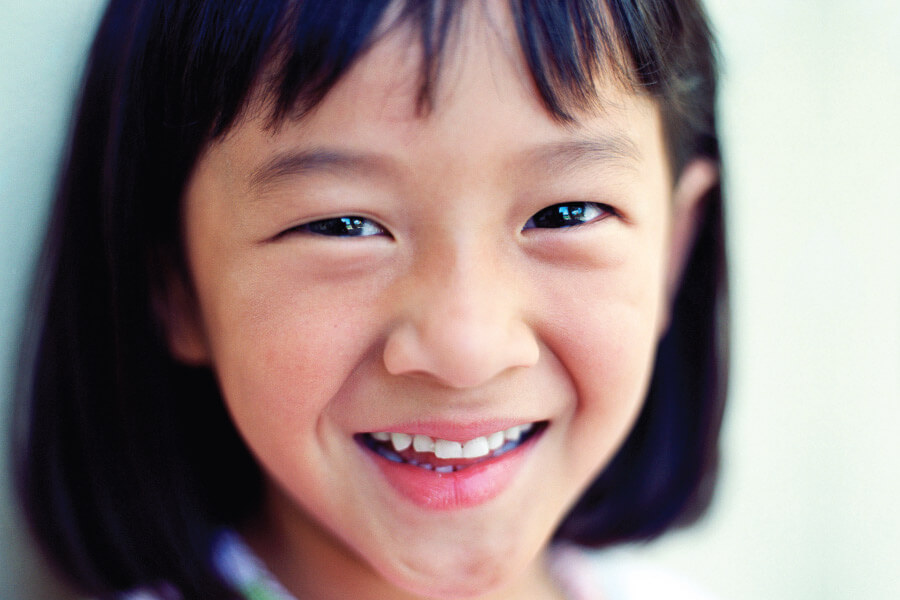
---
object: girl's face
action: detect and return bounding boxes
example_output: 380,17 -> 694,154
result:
171,5 -> 710,599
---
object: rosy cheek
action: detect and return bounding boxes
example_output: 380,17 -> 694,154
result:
537,263 -> 662,418
211,280 -> 373,408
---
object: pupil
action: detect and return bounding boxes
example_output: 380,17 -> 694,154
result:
535,204 -> 585,228
311,217 -> 367,236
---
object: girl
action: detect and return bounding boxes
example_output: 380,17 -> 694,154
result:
13,0 -> 727,598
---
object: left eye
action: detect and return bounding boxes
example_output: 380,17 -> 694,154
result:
295,216 -> 386,237
523,202 -> 611,230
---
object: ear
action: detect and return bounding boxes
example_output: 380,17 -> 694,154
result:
153,270 -> 211,365
664,157 -> 719,310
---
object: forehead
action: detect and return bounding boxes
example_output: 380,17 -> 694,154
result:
214,1 -> 666,187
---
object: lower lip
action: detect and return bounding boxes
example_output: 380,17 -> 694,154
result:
364,433 -> 541,510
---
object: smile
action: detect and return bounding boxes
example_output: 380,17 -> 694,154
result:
358,422 -> 545,473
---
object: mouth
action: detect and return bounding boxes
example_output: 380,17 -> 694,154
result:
356,421 -> 547,474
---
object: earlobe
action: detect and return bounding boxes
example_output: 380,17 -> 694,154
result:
664,157 -> 719,311
154,271 -> 211,365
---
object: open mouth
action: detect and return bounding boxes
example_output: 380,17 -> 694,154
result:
356,421 -> 547,473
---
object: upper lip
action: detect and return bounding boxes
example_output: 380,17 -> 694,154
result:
361,419 -> 544,442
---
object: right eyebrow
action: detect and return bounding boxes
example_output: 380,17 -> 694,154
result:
247,148 -> 388,193
523,132 -> 643,175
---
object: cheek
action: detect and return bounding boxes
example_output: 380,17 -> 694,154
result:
556,298 -> 659,416
538,256 -> 667,468
193,258 -> 385,443
195,273 -> 389,529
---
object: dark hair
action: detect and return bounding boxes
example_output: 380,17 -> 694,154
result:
12,0 -> 726,597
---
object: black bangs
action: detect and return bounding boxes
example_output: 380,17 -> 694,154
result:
512,0 -> 630,119
184,0 -> 717,171
191,0 -> 711,146
252,0 -> 631,126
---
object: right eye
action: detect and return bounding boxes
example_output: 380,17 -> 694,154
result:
291,216 -> 387,237
523,202 -> 612,230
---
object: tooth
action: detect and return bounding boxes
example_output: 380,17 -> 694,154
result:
391,433 -> 412,451
462,436 -> 490,458
371,432 -> 390,442
504,426 -> 522,442
487,431 -> 505,450
413,434 -> 435,453
520,423 -> 534,434
421,463 -> 434,470
434,439 -> 463,459
435,466 -> 454,474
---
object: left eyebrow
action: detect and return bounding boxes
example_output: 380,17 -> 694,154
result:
523,133 -> 642,174
247,148 -> 389,193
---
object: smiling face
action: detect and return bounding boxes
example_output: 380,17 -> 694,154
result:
168,4 -> 710,600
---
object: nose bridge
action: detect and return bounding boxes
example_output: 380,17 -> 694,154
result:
383,233 -> 539,388
432,236 -> 505,326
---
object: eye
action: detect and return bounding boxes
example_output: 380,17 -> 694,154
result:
523,202 -> 612,230
293,216 -> 387,237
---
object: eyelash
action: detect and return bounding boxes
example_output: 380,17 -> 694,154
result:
288,202 -> 614,238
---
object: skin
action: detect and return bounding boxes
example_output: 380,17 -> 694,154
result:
166,3 -> 716,599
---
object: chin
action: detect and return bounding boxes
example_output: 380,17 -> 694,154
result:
375,538 -> 531,599
389,567 -> 509,600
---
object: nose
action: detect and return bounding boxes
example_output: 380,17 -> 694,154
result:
382,243 -> 539,389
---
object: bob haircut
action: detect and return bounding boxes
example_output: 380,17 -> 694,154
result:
13,0 -> 727,597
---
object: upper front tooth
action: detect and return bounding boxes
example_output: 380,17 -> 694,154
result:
381,424 -> 534,457
413,434 -> 435,452
391,432 -> 412,452
434,439 -> 463,459
462,436 -> 490,458
487,431 -> 506,450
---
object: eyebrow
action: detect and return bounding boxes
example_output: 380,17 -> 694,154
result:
248,149 -> 387,193
525,133 -> 642,174
247,132 -> 641,192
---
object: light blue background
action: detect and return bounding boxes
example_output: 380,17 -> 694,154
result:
2,2 -> 105,598
2,1 -> 899,599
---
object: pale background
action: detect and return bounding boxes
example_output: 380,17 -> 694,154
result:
2,1 -> 898,599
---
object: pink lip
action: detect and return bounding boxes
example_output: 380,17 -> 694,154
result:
362,428 -> 542,510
